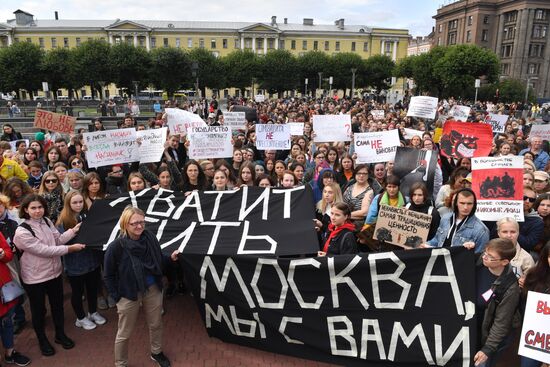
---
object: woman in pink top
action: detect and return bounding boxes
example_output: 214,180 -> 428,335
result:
13,194 -> 85,357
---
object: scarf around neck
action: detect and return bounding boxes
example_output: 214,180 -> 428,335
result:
323,222 -> 356,253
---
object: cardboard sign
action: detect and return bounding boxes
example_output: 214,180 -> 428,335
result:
472,156 -> 524,222
406,96 -> 438,119
222,112 -> 246,130
255,94 -> 265,102
440,121 -> 493,158
529,124 -> 550,141
373,205 -> 432,248
403,128 -> 425,140
188,126 -> 233,160
136,127 -> 167,164
312,115 -> 351,142
287,122 -> 304,136
449,105 -> 471,122
165,108 -> 206,136
83,128 -> 139,168
518,291 -> 550,364
256,124 -> 291,150
484,113 -> 508,134
33,109 -> 76,134
371,110 -> 385,120
354,130 -> 400,164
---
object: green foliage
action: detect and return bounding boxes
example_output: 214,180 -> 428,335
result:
0,42 -> 44,97
109,43 -> 151,94
71,39 -> 113,95
363,55 -> 395,92
296,51 -> 331,92
188,48 -> 226,93
222,50 -> 259,92
394,55 -> 416,78
257,50 -> 298,95
328,52 -> 364,91
42,48 -> 77,96
149,47 -> 191,98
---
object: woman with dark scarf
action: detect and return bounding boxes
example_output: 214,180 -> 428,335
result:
0,124 -> 23,142
406,182 -> 440,241
318,202 -> 357,256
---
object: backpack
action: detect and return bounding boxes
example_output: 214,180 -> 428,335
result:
17,218 -> 53,254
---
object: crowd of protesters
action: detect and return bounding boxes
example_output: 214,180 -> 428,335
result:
0,93 -> 547,367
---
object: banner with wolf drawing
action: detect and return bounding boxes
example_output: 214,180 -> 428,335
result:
439,121 -> 493,159
471,156 -> 524,222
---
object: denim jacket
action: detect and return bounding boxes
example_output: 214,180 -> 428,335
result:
427,212 -> 489,253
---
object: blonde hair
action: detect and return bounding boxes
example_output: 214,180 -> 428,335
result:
119,205 -> 145,237
496,217 -> 519,233
0,194 -> 10,208
316,182 -> 343,212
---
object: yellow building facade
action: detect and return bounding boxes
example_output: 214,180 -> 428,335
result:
0,10 -> 409,98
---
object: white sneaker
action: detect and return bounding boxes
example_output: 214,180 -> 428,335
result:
75,317 -> 96,330
88,312 -> 106,325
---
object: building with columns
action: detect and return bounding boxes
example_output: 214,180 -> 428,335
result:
433,0 -> 550,100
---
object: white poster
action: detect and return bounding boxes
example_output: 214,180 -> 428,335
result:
355,130 -> 400,164
255,124 -> 291,150
529,124 -> 550,141
165,108 -> 206,136
188,126 -> 233,160
403,128 -> 425,140
449,105 -> 471,122
9,139 -> 29,152
312,115 -> 352,142
518,291 -> 550,364
406,96 -> 439,119
484,113 -> 508,133
136,127 -> 167,164
254,94 -> 265,102
287,122 -> 304,136
222,112 -> 246,130
371,110 -> 385,120
83,128 -> 139,168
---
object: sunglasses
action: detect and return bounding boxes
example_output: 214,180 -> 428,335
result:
71,160 -> 82,165
523,196 -> 536,203
44,179 -> 58,184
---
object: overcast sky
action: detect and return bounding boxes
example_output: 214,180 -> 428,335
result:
0,0 -> 443,37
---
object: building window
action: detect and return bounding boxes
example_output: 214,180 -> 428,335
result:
257,38 -> 263,50
535,9 -> 547,20
245,39 -> 251,49
151,37 -> 156,48
504,11 -> 517,23
351,41 -> 356,51
175,38 -> 180,48
268,39 -> 274,49
335,41 -> 340,51
501,44 -> 513,57
291,40 -> 296,50
448,32 -> 457,45
528,63 -> 540,74
503,26 -> 516,40
199,38 -> 204,48
211,39 -> 216,49
467,16 -> 473,26
448,19 -> 458,30
51,38 -> 57,48
324,41 -> 329,51
437,37 -> 441,46
529,43 -> 545,57
39,38 -> 44,49
483,15 -> 489,24
501,63 -> 510,75
482,29 -> 488,42
363,42 -> 368,52
313,40 -> 318,50
438,24 -> 443,33
302,40 -> 307,50
466,31 -> 471,42
139,37 -> 145,47
75,37 -> 81,46
279,39 -> 285,49
223,39 -> 228,48
26,37 -> 31,43
188,38 -> 193,48
235,39 -> 240,49
533,25 -> 548,39
163,38 -> 169,48
63,37 -> 69,48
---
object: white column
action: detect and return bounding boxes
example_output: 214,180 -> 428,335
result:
133,34 -> 138,47
275,36 -> 279,49
252,36 -> 256,53
381,40 -> 385,55
392,41 -> 398,61
108,33 -> 113,45
145,33 -> 150,51
264,37 -> 267,54
7,34 -> 12,46
240,36 -> 244,49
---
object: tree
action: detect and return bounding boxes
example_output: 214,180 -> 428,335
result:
188,48 -> 225,95
296,51 -> 331,96
42,48 -> 79,99
363,55 -> 395,92
149,47 -> 191,98
222,50 -> 259,95
257,50 -> 298,97
0,42 -> 44,99
109,43 -> 151,97
71,39 -> 113,98
394,55 -> 416,79
409,47 -> 447,96
329,53 -> 364,94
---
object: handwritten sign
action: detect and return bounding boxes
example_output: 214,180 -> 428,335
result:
529,124 -> 550,141
371,110 -> 385,120
403,128 -> 425,140
483,113 -> 508,133
287,122 -> 304,136
165,108 -> 206,136
83,128 -> 139,168
256,124 -> 291,150
34,109 -> 76,134
188,126 -> 233,160
373,205 -> 432,248
518,291 -> 550,364
136,128 -> 167,164
449,105 -> 471,122
354,130 -> 400,164
222,112 -> 246,130
255,94 -> 265,102
312,115 -> 351,142
406,96 -> 438,120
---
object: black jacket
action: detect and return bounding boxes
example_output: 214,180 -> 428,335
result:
326,228 -> 358,256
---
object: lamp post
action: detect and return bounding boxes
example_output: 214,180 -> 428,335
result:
329,76 -> 333,96
191,61 -> 199,99
318,72 -> 323,98
304,78 -> 308,97
132,80 -> 139,108
350,68 -> 357,99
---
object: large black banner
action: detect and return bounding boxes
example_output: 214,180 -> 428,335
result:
77,186 -> 318,256
181,248 -> 477,366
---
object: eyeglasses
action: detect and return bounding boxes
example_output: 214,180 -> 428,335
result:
482,251 -> 502,262
315,156 -> 325,160
71,160 -> 82,166
44,179 -> 58,184
128,221 -> 145,227
111,170 -> 123,174
523,196 -> 536,203
356,172 -> 368,176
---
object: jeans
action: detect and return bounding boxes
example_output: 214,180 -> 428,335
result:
13,296 -> 26,325
68,267 -> 100,319
0,307 -> 14,349
520,356 -> 542,367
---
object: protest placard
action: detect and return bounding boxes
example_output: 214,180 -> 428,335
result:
83,128 -> 139,168
406,96 -> 438,119
449,105 -> 471,122
312,115 -> 351,142
393,147 -> 438,196
188,126 -> 233,160
529,124 -> 550,141
33,109 -> 76,134
472,156 -> 524,221
433,127 -> 443,143
484,113 -> 508,133
354,130 -> 399,164
440,121 -> 493,158
371,110 -> 385,120
255,124 -> 291,150
403,128 -> 425,140
165,108 -> 206,136
222,111 -> 246,130
255,94 -> 265,102
518,291 -> 550,364
9,139 -> 29,152
373,205 -> 432,248
287,122 -> 304,136
136,127 -> 167,164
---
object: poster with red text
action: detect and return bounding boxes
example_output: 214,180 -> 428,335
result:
518,291 -> 550,364
472,156 -> 523,222
440,121 -> 493,158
